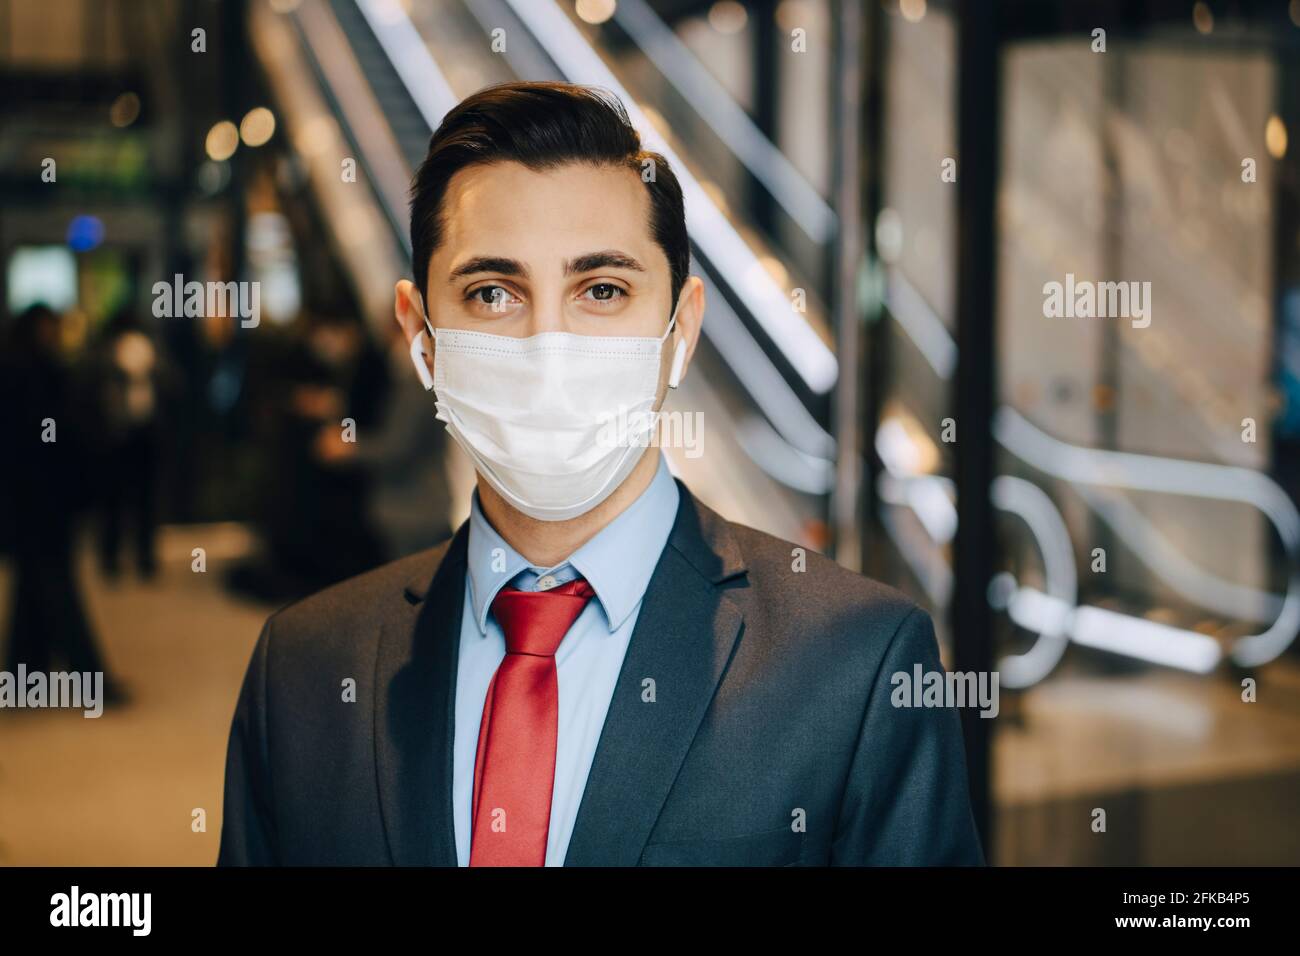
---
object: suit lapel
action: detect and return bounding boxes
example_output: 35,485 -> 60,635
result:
374,524 -> 468,866
564,486 -> 747,866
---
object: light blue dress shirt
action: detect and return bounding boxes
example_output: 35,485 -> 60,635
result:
453,452 -> 680,866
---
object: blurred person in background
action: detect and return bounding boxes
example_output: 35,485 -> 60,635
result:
0,303 -> 128,704
312,318 -> 454,560
89,307 -> 170,582
226,311 -> 389,601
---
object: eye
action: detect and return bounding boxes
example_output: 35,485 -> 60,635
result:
582,283 -> 627,303
466,285 -> 516,310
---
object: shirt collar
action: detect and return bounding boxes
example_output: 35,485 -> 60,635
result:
465,452 -> 680,635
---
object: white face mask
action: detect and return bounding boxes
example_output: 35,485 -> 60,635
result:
408,292 -> 689,522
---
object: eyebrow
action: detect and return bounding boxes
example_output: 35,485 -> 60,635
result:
564,250 -> 646,275
448,256 -> 529,280
448,250 -> 646,283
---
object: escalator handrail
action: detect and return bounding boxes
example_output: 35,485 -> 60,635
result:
608,0 -> 837,245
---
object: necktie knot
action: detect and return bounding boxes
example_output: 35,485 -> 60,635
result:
490,577 -> 595,657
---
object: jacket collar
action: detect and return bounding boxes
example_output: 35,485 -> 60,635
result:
383,480 -> 747,865
401,478 -> 746,602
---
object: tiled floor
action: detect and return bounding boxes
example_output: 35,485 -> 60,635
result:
0,524 -> 273,866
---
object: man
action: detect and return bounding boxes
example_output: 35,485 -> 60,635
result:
218,81 -> 984,866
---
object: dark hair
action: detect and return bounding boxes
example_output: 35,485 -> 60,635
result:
409,81 -> 689,313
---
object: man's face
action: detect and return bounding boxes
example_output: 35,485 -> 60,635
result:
395,154 -> 705,527
424,161 -> 675,341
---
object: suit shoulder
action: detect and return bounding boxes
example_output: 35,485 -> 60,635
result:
724,519 -> 924,632
264,541 -> 450,643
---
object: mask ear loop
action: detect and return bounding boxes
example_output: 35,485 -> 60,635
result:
407,288 -> 436,391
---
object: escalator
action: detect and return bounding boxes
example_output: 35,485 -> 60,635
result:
330,0 -> 431,173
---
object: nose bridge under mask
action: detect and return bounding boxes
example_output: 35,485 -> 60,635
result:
434,327 -> 663,406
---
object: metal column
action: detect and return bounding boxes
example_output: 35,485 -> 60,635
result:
952,0 -> 1000,857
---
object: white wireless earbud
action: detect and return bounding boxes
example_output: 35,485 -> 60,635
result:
407,288 -> 435,391
667,337 -> 687,389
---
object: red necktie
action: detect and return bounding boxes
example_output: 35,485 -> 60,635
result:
469,577 -> 595,866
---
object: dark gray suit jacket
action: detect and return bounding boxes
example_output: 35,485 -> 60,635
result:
217,481 -> 985,866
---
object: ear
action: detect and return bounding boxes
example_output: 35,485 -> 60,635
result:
395,279 -> 434,389
668,275 -> 705,389
394,279 -> 428,345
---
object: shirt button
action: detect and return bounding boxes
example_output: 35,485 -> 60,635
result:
536,574 -> 558,591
